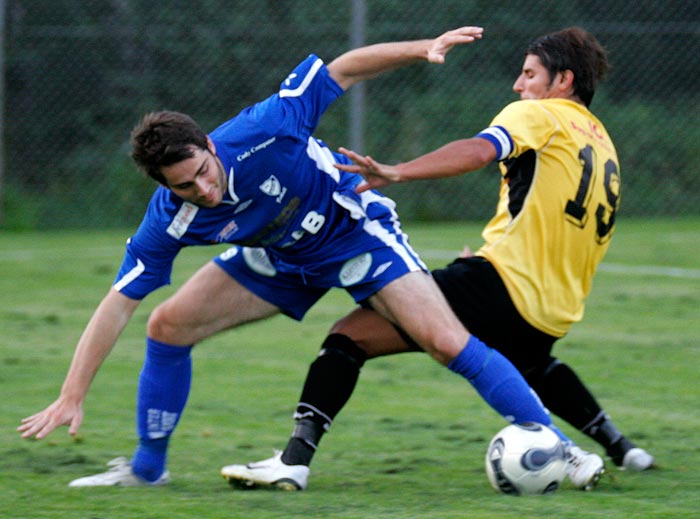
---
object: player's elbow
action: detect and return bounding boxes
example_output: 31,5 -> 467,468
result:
471,138 -> 498,167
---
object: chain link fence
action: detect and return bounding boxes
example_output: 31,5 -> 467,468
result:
2,1 -> 699,229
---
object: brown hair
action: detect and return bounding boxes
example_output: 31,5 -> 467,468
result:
526,27 -> 608,107
130,111 -> 209,184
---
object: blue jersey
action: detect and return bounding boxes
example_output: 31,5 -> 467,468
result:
114,55 -> 425,308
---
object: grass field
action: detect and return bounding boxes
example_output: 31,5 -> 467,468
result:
2,218 -> 699,519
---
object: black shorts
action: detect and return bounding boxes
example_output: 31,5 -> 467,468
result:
431,256 -> 557,376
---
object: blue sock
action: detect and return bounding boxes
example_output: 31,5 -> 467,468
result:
132,338 -> 193,482
448,335 -> 570,443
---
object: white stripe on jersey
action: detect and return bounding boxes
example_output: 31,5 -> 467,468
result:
227,166 -> 240,204
114,258 -> 145,292
332,191 -> 426,272
279,58 -> 324,98
306,137 -> 341,182
362,192 -> 425,272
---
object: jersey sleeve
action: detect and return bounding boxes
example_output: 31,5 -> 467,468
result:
476,100 -> 558,162
112,203 -> 183,300
247,54 -> 345,140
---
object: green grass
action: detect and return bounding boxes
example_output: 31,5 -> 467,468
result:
2,218 -> 699,518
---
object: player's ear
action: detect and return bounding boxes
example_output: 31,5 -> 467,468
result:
206,136 -> 217,155
559,69 -> 575,92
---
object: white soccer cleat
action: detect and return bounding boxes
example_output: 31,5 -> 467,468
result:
565,445 -> 605,491
68,457 -> 170,487
621,447 -> 656,471
221,450 -> 309,491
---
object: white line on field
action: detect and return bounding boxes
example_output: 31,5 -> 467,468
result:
0,246 -> 124,262
418,249 -> 700,279
1,246 -> 699,279
596,262 -> 700,279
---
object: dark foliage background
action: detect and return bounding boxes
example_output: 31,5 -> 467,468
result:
2,1 -> 698,228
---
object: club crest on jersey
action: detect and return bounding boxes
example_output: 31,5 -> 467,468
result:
260,175 -> 287,202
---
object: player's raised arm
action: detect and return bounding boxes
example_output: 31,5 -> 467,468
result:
336,138 -> 497,194
327,25 -> 483,90
18,289 -> 141,440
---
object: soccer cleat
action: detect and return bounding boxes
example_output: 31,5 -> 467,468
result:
68,457 -> 170,487
565,445 -> 605,491
621,447 -> 656,471
221,450 -> 309,490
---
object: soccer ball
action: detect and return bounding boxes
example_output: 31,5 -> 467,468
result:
485,422 -> 568,495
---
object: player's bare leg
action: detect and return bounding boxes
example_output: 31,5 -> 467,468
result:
71,261 -> 281,487
148,261 -> 281,345
368,271 -> 468,364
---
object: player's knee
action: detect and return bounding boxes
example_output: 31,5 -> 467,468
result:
422,329 -> 471,366
524,356 -> 559,391
147,304 -> 180,342
317,333 -> 368,368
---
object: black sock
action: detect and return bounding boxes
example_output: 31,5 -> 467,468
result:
281,334 -> 367,467
530,359 -> 603,431
605,436 -> 637,466
581,412 -> 637,465
282,419 -> 326,466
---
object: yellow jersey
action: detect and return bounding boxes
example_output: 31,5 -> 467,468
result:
475,98 -> 621,337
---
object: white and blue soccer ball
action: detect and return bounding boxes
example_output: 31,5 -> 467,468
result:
485,422 -> 568,495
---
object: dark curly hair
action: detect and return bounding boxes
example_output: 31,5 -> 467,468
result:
526,27 -> 608,107
130,111 -> 209,185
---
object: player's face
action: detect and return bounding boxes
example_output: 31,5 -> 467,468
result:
512,54 -> 561,100
160,139 -> 227,208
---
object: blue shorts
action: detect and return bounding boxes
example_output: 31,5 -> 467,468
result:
213,200 -> 426,320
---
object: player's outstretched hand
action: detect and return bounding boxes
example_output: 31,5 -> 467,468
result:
428,26 -> 484,64
336,147 -> 401,194
18,398 -> 83,440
